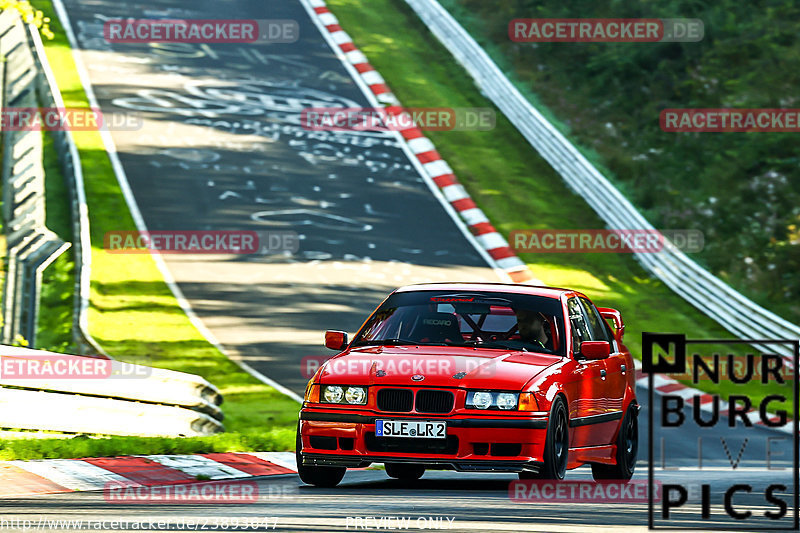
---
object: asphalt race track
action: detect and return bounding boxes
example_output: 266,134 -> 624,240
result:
0,471 -> 795,532
2,397 -> 795,531
31,0 -> 799,531
60,0 -> 498,396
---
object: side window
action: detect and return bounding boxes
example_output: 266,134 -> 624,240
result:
567,298 -> 591,354
579,297 -> 612,343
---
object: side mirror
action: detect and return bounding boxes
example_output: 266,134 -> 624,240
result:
581,341 -> 610,360
597,307 -> 625,342
325,330 -> 348,351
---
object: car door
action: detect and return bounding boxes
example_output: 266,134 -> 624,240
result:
566,297 -> 610,448
579,297 -> 627,444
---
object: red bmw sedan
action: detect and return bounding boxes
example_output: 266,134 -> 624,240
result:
297,282 -> 638,487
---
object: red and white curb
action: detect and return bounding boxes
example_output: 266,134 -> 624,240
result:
632,359 -> 794,434
301,0 -> 538,285
0,452 -> 296,497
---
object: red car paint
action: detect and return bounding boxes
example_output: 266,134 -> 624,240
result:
298,282 -> 636,474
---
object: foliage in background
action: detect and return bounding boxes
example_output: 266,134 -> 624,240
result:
440,0 -> 800,324
0,0 -> 53,38
323,0 -> 794,419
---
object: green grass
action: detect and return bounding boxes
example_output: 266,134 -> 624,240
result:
0,2 -> 300,460
37,130 -> 77,352
325,0 -> 793,416
0,430 -> 293,461
440,0 -> 800,326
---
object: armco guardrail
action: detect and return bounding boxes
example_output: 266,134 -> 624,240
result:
26,23 -> 106,356
405,0 -> 800,360
0,10 -> 104,354
0,345 -> 224,437
0,10 -> 70,347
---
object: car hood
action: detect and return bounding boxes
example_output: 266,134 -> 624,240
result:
318,346 -> 561,390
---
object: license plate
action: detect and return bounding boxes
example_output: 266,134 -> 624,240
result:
375,420 -> 446,439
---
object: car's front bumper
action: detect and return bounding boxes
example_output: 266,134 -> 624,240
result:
299,408 -> 549,473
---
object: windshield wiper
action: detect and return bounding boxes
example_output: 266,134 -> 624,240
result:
461,339 -> 552,353
461,340 -> 510,349
352,338 -> 417,346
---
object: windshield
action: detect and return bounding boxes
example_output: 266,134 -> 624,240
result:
352,290 -> 565,355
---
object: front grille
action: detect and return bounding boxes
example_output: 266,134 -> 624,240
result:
365,434 -> 459,455
377,388 -> 413,412
415,390 -> 454,413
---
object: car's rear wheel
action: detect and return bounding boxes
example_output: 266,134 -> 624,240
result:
295,423 -> 346,487
520,396 -> 568,480
385,463 -> 425,481
591,403 -> 638,482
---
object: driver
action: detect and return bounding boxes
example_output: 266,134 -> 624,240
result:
515,309 -> 550,349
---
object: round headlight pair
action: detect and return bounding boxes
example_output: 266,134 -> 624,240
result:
323,385 -> 366,405
468,391 -> 519,410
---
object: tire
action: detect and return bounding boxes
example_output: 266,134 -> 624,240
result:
385,463 -> 425,481
520,396 -> 569,480
295,423 -> 346,488
591,403 -> 638,482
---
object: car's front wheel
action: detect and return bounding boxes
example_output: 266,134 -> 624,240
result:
385,463 -> 425,481
520,395 -> 569,480
295,423 -> 346,487
591,403 -> 638,482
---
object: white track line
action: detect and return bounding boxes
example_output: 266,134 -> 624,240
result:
51,0 -> 303,404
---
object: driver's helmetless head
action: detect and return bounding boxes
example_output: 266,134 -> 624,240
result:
516,309 -> 548,345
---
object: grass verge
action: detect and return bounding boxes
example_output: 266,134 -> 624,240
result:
324,0 -> 793,416
0,2 -> 299,460
0,430 -> 294,461
38,129 -> 77,353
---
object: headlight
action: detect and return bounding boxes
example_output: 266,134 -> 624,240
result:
345,386 -> 367,405
323,385 -> 343,403
466,391 -> 520,410
496,393 -> 518,410
320,385 -> 368,405
467,391 -> 494,410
